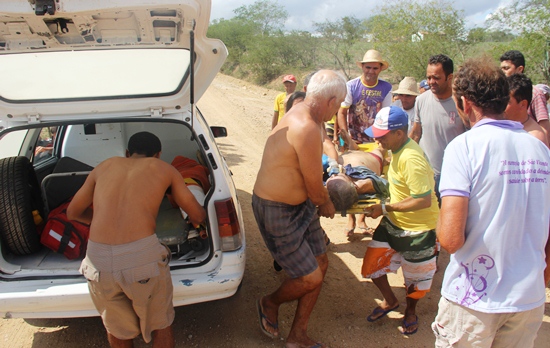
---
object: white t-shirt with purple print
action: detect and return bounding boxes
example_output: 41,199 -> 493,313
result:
439,118 -> 550,313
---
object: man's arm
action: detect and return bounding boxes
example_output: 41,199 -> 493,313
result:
537,119 -> 550,144
322,125 -> 339,163
292,122 -> 334,217
366,194 -> 431,219
410,102 -> 422,142
531,89 -> 550,143
436,195 -> 468,254
67,171 -> 96,225
410,121 -> 422,143
271,111 -> 279,130
169,167 -> 206,226
337,107 -> 349,133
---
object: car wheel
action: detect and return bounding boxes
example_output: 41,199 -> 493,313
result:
0,156 -> 43,255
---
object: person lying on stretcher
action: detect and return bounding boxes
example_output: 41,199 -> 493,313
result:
325,151 -> 389,208
325,131 -> 389,219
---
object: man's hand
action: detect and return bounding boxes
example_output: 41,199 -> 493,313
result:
318,199 -> 335,219
364,204 -> 383,219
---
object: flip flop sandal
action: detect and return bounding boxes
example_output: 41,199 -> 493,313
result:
257,299 -> 278,339
400,315 -> 419,335
366,304 -> 399,322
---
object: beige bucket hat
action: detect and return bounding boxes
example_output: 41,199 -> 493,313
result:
356,49 -> 389,71
392,76 -> 420,96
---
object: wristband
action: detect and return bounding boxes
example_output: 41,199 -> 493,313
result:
381,202 -> 388,216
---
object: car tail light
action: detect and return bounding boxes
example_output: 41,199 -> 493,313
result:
215,198 -> 242,251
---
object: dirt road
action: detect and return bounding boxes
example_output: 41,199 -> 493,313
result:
1,74 -> 549,347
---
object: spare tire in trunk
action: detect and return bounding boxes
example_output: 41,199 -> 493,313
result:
0,156 -> 43,255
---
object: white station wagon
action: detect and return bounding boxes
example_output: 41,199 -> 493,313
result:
0,0 -> 245,319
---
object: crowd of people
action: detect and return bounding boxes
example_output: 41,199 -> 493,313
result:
257,49 -> 550,348
65,48 -> 550,348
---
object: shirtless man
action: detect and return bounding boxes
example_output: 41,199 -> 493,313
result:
505,74 -> 549,147
253,70 -> 346,348
67,131 -> 205,348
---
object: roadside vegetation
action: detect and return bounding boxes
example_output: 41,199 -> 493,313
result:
207,0 -> 550,89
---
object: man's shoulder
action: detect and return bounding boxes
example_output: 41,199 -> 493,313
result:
347,76 -> 362,88
415,90 -> 433,105
377,78 -> 392,88
533,86 -> 544,97
400,140 -> 430,163
274,92 -> 286,102
281,106 -> 320,129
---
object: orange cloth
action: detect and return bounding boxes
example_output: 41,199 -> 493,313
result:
171,156 -> 210,192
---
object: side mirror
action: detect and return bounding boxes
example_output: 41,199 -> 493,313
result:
210,126 -> 227,138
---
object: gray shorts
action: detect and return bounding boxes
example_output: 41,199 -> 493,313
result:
80,235 -> 174,343
252,193 -> 326,278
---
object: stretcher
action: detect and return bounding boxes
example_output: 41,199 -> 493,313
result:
338,193 -> 386,216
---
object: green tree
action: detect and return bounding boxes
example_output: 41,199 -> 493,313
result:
368,0 -> 468,81
280,31 -> 319,68
467,27 -> 487,44
233,0 -> 288,36
243,35 -> 282,84
313,16 -> 366,79
487,0 -> 550,83
207,18 -> 256,71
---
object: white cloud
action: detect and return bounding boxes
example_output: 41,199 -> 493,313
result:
210,0 -> 511,31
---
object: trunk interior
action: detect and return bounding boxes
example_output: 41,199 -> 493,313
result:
0,120 -> 213,276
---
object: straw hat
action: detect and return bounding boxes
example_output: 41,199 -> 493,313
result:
356,49 -> 389,71
392,77 -> 420,96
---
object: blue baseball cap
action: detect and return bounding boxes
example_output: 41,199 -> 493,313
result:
365,106 -> 409,138
419,80 -> 429,89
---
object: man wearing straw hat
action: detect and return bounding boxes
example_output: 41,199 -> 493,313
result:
392,76 -> 420,130
338,49 -> 393,146
337,49 -> 392,236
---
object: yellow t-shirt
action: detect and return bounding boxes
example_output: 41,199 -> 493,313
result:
274,92 -> 287,121
387,139 -> 439,231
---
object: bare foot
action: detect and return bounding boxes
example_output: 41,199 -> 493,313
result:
359,226 -> 375,235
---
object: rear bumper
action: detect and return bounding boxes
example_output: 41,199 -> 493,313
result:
0,247 -> 245,319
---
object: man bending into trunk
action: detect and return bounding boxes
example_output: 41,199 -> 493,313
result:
68,131 -> 205,348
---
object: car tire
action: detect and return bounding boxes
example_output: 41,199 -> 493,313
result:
0,156 -> 43,255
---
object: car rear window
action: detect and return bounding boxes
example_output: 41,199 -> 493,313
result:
0,48 -> 189,101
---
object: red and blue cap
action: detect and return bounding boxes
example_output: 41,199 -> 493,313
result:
364,106 -> 409,138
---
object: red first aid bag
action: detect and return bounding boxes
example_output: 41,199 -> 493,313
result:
41,202 -> 90,260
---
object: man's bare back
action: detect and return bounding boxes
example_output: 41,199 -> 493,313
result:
68,155 -> 205,245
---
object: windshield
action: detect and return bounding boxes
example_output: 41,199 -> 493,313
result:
0,49 -> 190,101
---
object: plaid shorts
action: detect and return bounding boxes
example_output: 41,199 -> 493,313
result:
252,194 -> 326,278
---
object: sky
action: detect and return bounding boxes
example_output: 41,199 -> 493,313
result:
210,0 -> 511,32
